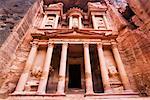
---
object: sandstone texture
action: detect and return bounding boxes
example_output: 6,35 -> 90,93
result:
0,0 -> 150,99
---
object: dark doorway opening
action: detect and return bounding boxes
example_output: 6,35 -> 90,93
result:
68,64 -> 81,88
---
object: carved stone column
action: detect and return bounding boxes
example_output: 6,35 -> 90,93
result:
79,16 -> 82,29
97,43 -> 112,93
57,43 -> 68,94
69,16 -> 73,29
37,43 -> 54,94
92,15 -> 98,30
14,40 -> 38,94
111,43 -> 132,92
83,43 -> 94,94
54,14 -> 59,29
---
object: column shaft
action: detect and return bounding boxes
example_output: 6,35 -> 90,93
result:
57,43 -> 68,94
14,41 -> 38,93
37,43 -> 54,94
112,44 -> 131,91
84,44 -> 94,94
97,43 -> 112,93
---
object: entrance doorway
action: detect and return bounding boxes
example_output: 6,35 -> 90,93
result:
68,64 -> 81,88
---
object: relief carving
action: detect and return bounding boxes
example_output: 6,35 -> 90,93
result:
31,65 -> 42,78
108,65 -> 118,77
45,16 -> 55,27
96,17 -> 106,29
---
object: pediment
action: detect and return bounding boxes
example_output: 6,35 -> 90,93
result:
44,29 -> 108,36
32,28 -> 116,39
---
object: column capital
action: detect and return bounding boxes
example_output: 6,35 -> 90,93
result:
111,43 -> 118,49
47,42 -> 54,47
97,42 -> 103,48
111,39 -> 117,49
68,15 -> 73,18
31,40 -> 39,47
83,43 -> 89,48
62,43 -> 68,47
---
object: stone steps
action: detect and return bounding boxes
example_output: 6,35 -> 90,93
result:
9,92 -> 141,100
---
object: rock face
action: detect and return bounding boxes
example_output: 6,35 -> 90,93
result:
0,0 -> 38,98
0,0 -> 36,46
117,0 -> 150,96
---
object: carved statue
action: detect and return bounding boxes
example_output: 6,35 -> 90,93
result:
31,65 -> 42,78
108,65 -> 118,76
96,17 -> 106,29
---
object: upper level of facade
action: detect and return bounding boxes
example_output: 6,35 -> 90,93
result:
34,1 -> 116,35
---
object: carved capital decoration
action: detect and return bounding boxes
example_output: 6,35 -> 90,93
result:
111,43 -> 118,49
83,43 -> 89,48
31,40 -> 39,47
97,42 -> 103,48
47,42 -> 54,47
62,43 -> 68,48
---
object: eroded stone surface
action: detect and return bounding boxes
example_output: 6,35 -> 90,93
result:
0,0 -> 150,99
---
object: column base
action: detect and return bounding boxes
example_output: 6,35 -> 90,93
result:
104,89 -> 113,93
12,91 -> 24,95
85,91 -> 95,96
36,91 -> 46,95
124,89 -> 134,93
56,92 -> 66,96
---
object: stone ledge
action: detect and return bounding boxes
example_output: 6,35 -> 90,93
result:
8,93 -> 142,100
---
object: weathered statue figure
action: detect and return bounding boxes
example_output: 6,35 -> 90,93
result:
108,65 -> 118,77
31,65 -> 42,78
96,17 -> 106,29
73,17 -> 79,28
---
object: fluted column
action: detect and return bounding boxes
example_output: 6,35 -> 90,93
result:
54,14 -> 59,29
97,43 -> 112,93
111,43 -> 132,92
57,43 -> 68,94
14,40 -> 38,94
92,15 -> 98,30
37,43 -> 54,94
84,43 -> 94,94
69,16 -> 73,29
